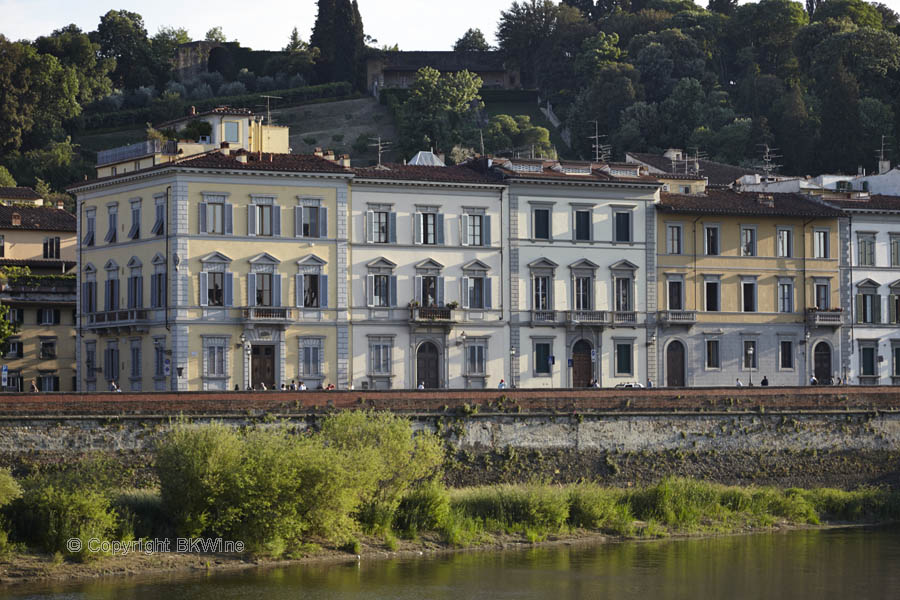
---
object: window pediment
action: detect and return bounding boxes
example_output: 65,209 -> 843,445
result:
297,254 -> 327,267
415,258 -> 444,271
568,258 -> 599,271
248,252 -> 280,265
367,257 -> 397,269
199,251 -> 232,264
856,278 -> 880,289
104,259 -> 118,271
609,259 -> 639,271
462,259 -> 490,272
83,263 -> 96,274
151,252 -> 167,265
528,258 -> 558,270
888,278 -> 900,290
126,256 -> 142,268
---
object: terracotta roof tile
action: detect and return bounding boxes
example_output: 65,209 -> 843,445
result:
0,187 -> 41,201
823,194 -> 900,211
176,152 -> 350,174
658,190 -> 845,218
0,205 -> 76,231
628,152 -> 760,187
353,163 -> 502,184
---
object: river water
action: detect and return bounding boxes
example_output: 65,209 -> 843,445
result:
4,527 -> 899,599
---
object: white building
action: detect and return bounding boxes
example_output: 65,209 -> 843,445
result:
348,162 -> 508,389
497,158 -> 661,388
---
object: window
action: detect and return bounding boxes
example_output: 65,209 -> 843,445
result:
299,340 -> 322,377
301,205 -> 323,238
815,282 -> 830,310
82,277 -> 97,313
858,234 -> 875,266
104,341 -> 119,382
464,213 -> 487,246
574,276 -> 592,310
43,237 -> 60,259
152,197 -> 165,236
105,272 -> 119,311
534,342 -> 551,375
367,210 -> 394,243
154,341 -> 165,378
151,263 -> 166,308
467,277 -> 486,309
40,338 -> 57,359
776,228 -> 792,258
84,209 -> 96,246
704,225 -> 719,255
207,345 -> 225,376
38,308 -> 61,325
207,272 -> 225,306
534,208 -> 550,240
258,204 -> 273,236
127,265 -> 142,309
574,210 -> 591,241
615,277 -> 632,312
369,338 -> 392,374
814,230 -> 829,259
893,343 -> 900,377
202,337 -> 229,389
892,235 -> 900,267
38,373 -> 59,392
466,343 -> 486,375
130,339 -> 142,379
256,273 -> 273,306
303,273 -> 322,308
208,202 -> 225,234
5,338 -> 22,359
199,195 -> 232,235
534,276 -> 550,310
741,227 -> 756,256
224,121 -> 239,143
614,211 -> 631,242
780,340 -> 794,370
668,279 -> 683,311
857,287 -> 880,324
415,275 -> 440,307
6,307 -> 22,325
742,280 -> 757,312
706,339 -> 720,369
6,370 -> 22,392
85,342 -> 96,380
128,201 -> 141,239
614,341 -> 633,376
666,224 -> 682,254
705,279 -> 720,311
370,273 -> 394,307
860,342 -> 877,377
105,205 -> 117,243
743,340 -> 757,369
778,281 -> 794,313
0,234 -> 4,257
415,212 -> 442,245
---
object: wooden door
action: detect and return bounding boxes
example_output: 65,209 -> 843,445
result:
251,345 -> 276,389
416,342 -> 440,388
572,340 -> 593,387
814,343 -> 832,384
666,341 -> 685,387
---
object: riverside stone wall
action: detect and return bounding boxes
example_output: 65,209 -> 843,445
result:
1,387 -> 899,488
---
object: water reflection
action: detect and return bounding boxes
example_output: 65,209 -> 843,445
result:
5,527 -> 900,600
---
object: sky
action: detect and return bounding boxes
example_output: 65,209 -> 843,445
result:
3,0 -> 900,52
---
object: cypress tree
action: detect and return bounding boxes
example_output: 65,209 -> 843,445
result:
332,0 -> 359,88
310,0 -> 336,83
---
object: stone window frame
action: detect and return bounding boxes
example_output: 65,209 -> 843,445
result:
4,336 -> 22,360
740,224 -> 757,257
888,281 -> 900,324
612,336 -> 635,377
611,204 -> 636,244
104,259 -> 120,312
150,253 -> 167,309
890,339 -> 900,383
814,277 -> 831,310
413,204 -> 444,246
199,192 -> 233,236
857,231 -> 876,267
855,279 -> 881,324
704,223 -> 720,256
610,261 -> 638,313
82,263 -> 97,314
741,275 -> 758,313
529,200 -> 555,241
248,194 -> 280,238
128,197 -> 141,240
531,335 -> 554,378
366,203 -> 396,244
153,337 -> 167,391
570,259 -> 598,311
813,227 -> 830,259
665,221 -> 684,255
201,335 -> 231,389
104,202 -> 118,244
104,339 -> 119,383
298,336 -> 325,386
570,202 -> 595,243
83,207 -> 96,246
223,120 -> 241,144
126,256 -> 143,309
152,193 -> 166,236
858,338 -> 879,380
414,258 -> 445,307
366,257 -> 398,308
84,340 -> 97,382
367,334 -> 395,389
461,259 -> 492,311
704,275 -> 721,312
296,254 -> 328,311
777,335 -> 796,372
296,196 -> 327,239
666,273 -> 685,311
461,206 -> 490,247
704,336 -> 721,371
775,225 -> 794,258
464,336 -> 489,378
199,252 -> 234,308
129,337 -> 142,390
777,276 -> 794,314
247,252 -> 282,308
37,371 -> 59,392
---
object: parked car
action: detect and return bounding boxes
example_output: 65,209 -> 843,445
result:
614,382 -> 644,388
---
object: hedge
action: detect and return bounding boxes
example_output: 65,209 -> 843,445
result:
379,87 -> 538,107
74,82 -> 354,131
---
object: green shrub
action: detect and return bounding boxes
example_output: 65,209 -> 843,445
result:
0,468 -> 21,508
113,488 -> 168,540
451,484 -> 569,532
629,477 -> 725,530
302,137 -> 317,145
395,480 -> 451,536
567,484 -> 635,536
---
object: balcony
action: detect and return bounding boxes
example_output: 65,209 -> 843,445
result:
410,306 -> 453,322
532,310 -> 557,325
611,311 -> 638,326
658,310 -> 697,326
96,139 -> 177,167
242,307 -> 294,322
566,310 -> 611,326
807,308 -> 842,328
84,309 -> 150,333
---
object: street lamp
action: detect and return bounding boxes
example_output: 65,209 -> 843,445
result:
243,339 -> 252,390
509,347 -> 516,388
748,345 -> 755,386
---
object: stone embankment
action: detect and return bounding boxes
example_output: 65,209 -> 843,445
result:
1,387 -> 898,489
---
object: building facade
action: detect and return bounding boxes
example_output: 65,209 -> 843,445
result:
497,158 -> 661,388
655,191 -> 844,387
71,150 -> 352,392
0,204 -> 77,391
348,164 -> 508,389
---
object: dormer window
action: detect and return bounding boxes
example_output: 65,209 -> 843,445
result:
11,213 -> 20,227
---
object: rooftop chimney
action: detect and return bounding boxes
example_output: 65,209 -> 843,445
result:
56,200 -> 64,209
324,149 -> 335,161
314,147 -> 324,157
339,154 -> 351,167
235,153 -> 248,164
879,160 -> 891,175
757,193 -> 775,207
219,142 -> 230,156
11,213 -> 20,227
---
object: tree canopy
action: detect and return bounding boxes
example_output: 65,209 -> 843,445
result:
454,28 -> 492,52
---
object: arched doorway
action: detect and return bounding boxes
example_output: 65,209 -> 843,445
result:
416,342 -> 440,388
572,340 -> 593,387
814,342 -> 832,384
666,340 -> 686,387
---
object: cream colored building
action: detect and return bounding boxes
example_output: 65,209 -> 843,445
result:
0,204 -> 77,391
71,149 -> 351,391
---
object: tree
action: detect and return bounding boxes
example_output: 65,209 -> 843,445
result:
813,0 -> 883,29
497,0 -> 560,87
817,60 -> 863,171
484,114 -> 555,157
310,0 -> 337,83
0,166 -> 15,187
34,25 -> 114,105
205,27 -> 227,43
151,26 -> 190,72
730,0 -> 809,79
454,28 -> 491,52
92,10 -> 156,89
707,0 -> 737,15
398,67 -> 483,154
310,0 -> 365,89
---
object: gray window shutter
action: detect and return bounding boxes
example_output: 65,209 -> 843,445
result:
105,280 -> 111,311
890,295 -> 897,324
273,274 -> 282,306
247,273 -> 257,306
127,279 -> 134,309
415,213 -> 422,244
225,203 -> 233,234
856,294 -> 863,322
483,215 -> 491,246
199,203 -> 207,233
295,206 -> 303,237
225,273 -> 234,306
366,274 -> 374,307
320,274 -> 328,307
319,207 -> 327,238
248,205 -> 256,236
461,277 -> 470,309
415,275 -> 422,303
36,308 -> 43,324
390,275 -> 398,307
273,207 -> 281,236
438,276 -> 445,306
150,275 -> 157,308
296,274 -> 304,307
874,294 -> 882,323
389,212 -> 397,243
485,277 -> 492,309
199,272 -> 208,306
136,277 -> 143,308
461,214 -> 469,246
366,210 -> 374,243
437,214 -> 445,245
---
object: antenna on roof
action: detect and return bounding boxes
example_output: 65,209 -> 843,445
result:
260,95 -> 282,124
876,134 -> 893,174
368,136 -> 393,167
588,120 -> 611,163
753,144 -> 782,192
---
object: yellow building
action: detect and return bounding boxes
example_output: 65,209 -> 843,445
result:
654,190 -> 845,387
0,203 -> 77,391
70,149 -> 352,391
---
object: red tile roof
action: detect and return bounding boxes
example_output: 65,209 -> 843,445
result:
157,106 -> 255,128
352,163 -> 502,185
176,151 -> 351,174
0,187 -> 41,201
628,152 -> 760,187
658,190 -> 845,218
822,194 -> 900,212
0,205 -> 76,231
